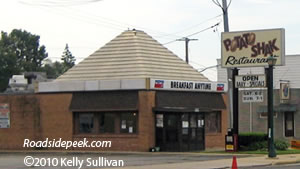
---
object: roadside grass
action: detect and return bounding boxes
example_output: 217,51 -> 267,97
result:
203,149 -> 300,155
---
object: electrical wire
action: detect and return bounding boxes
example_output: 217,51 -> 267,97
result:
19,0 -> 103,7
157,14 -> 222,38
197,64 -> 220,72
212,0 -> 232,12
163,22 -> 220,45
19,1 -> 225,41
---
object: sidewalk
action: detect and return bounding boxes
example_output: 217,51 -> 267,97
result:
100,154 -> 300,169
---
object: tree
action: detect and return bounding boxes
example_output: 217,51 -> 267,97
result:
0,29 -> 48,91
41,59 -> 64,79
61,44 -> 76,73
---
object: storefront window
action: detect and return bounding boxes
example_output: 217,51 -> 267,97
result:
285,112 -> 294,137
75,112 -> 137,134
205,111 -> 221,133
79,113 -> 94,133
156,114 -> 163,127
120,113 -> 137,134
99,113 -> 115,133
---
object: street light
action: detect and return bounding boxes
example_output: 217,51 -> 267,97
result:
267,55 -> 277,158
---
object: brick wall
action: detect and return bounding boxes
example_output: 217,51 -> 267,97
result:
71,91 -> 156,152
0,91 -> 227,151
38,93 -> 73,150
205,94 -> 228,150
0,94 -> 39,149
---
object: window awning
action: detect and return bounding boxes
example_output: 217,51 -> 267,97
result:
154,91 -> 226,112
70,91 -> 138,112
257,104 -> 297,113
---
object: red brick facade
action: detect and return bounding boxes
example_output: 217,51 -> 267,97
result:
0,91 -> 227,151
205,94 -> 228,149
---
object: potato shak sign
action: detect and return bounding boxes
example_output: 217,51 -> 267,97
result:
221,28 -> 285,68
235,74 -> 266,88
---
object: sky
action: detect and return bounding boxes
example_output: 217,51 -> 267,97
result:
1,0 -> 299,81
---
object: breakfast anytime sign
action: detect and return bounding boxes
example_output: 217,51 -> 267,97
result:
221,28 -> 285,68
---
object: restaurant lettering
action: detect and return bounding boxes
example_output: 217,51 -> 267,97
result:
223,33 -> 280,57
151,79 -> 226,92
235,75 -> 266,88
221,29 -> 284,68
170,81 -> 211,90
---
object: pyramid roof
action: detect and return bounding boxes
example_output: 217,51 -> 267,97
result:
56,30 -> 209,82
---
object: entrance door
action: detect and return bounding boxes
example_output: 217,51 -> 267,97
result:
155,112 -> 205,151
285,112 -> 294,137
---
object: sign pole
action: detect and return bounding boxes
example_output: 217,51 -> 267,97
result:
233,68 -> 239,141
266,62 -> 277,158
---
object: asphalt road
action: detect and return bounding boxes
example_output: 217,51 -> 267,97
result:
244,163 -> 300,169
0,152 -> 240,169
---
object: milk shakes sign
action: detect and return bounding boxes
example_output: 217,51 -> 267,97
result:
221,29 -> 285,68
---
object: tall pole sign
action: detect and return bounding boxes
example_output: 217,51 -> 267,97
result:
221,28 -> 285,157
221,29 -> 285,68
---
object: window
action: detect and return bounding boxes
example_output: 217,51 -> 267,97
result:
99,113 -> 115,133
259,112 -> 277,118
75,112 -> 137,134
79,113 -> 94,133
120,113 -> 137,134
285,112 -> 294,137
205,111 -> 221,133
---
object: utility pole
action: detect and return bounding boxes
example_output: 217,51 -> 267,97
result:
222,0 -> 229,32
177,37 -> 198,64
214,0 -> 239,150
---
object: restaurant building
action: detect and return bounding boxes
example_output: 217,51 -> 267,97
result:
0,30 -> 228,151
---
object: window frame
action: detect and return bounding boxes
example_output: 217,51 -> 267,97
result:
74,111 -> 138,135
205,111 -> 221,133
284,111 -> 294,137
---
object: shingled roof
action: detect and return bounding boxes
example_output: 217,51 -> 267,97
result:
56,30 -> 209,82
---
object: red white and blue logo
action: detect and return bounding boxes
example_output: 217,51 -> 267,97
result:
154,80 -> 164,88
217,84 -> 224,91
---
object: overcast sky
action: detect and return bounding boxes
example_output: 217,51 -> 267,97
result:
1,0 -> 299,81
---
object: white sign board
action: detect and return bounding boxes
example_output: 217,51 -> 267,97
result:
0,119 -> 10,128
221,28 -> 285,68
0,103 -> 10,128
150,79 -> 227,92
242,90 -> 263,103
235,74 -> 266,88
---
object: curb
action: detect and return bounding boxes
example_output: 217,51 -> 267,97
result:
273,159 -> 300,165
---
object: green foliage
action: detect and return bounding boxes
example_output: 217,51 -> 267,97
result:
239,132 -> 268,147
248,141 -> 268,151
239,132 -> 289,151
41,59 -> 64,79
0,29 -> 48,91
275,140 -> 289,150
61,43 -> 75,73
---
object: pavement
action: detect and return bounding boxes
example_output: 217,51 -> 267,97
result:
99,152 -> 300,169
0,150 -> 300,169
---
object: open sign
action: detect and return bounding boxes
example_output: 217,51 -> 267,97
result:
235,74 -> 266,88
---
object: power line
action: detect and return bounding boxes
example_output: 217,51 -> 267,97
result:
61,7 -> 181,39
156,14 -> 222,38
20,1 -> 224,41
19,0 -> 104,7
197,64 -> 219,72
163,22 -> 220,45
186,22 -> 220,38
